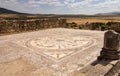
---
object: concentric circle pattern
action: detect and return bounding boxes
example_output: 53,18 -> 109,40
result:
27,35 -> 94,50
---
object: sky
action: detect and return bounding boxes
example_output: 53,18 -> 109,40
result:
0,0 -> 120,14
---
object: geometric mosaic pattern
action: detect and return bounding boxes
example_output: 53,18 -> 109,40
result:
0,28 -> 104,76
25,35 -> 95,59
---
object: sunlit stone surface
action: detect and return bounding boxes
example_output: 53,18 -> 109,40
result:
29,36 -> 93,50
26,35 -> 95,59
0,28 -> 104,76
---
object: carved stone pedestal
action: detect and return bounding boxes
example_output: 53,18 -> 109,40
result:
98,30 -> 120,60
98,48 -> 120,60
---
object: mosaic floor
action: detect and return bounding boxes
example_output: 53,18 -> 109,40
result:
0,28 -> 104,76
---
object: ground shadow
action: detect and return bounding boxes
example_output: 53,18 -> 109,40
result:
91,59 -> 113,66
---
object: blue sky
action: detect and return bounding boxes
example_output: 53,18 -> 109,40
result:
0,0 -> 120,14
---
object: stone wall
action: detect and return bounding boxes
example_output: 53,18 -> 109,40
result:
0,18 -> 66,33
107,22 -> 120,33
80,22 -> 120,32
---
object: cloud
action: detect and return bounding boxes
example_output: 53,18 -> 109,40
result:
63,0 -> 120,14
64,0 -> 75,4
93,0 -> 120,7
0,0 -> 41,13
28,0 -> 64,6
64,0 -> 120,9
63,0 -> 97,8
0,0 -> 119,14
89,0 -> 120,13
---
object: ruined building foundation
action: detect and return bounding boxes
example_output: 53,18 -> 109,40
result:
0,28 -> 120,76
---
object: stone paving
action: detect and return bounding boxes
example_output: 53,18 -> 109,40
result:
0,28 -> 105,76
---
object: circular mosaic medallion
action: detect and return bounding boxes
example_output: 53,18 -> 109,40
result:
26,35 -> 95,50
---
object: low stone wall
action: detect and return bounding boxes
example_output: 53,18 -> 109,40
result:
80,22 -> 103,30
80,22 -> 120,32
0,18 -> 66,33
108,22 -> 120,33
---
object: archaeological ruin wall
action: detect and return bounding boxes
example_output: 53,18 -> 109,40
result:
0,18 -> 67,34
79,22 -> 120,32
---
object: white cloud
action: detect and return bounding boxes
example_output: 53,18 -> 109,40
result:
64,0 -> 75,4
0,0 -> 41,13
63,0 -> 120,14
28,0 -> 64,6
90,0 -> 120,13
63,0 -> 94,8
64,0 -> 120,9
71,0 -> 93,8
0,0 -> 119,14
93,0 -> 120,7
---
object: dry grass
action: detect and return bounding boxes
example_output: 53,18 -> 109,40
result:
0,14 -> 120,25
0,14 -> 19,17
67,17 -> 120,25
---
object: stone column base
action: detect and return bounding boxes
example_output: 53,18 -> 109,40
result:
98,48 -> 120,60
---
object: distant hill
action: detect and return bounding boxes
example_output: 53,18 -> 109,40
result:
0,7 -> 26,14
107,12 -> 120,15
96,12 -> 120,16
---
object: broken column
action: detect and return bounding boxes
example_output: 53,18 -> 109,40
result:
98,30 -> 120,60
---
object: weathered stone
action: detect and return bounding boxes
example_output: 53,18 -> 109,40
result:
0,28 -> 104,76
98,30 -> 120,60
0,18 -> 67,34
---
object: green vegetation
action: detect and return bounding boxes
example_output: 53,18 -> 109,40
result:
66,22 -> 77,28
